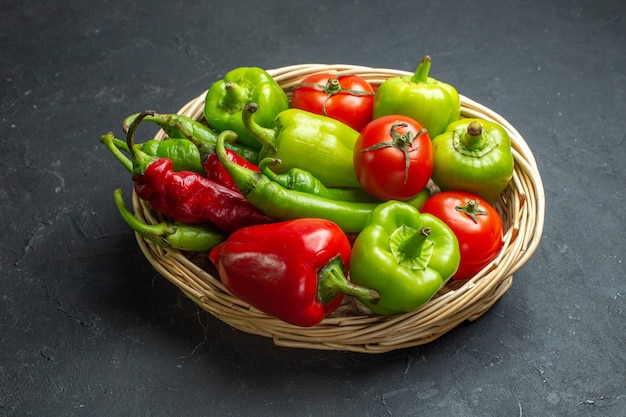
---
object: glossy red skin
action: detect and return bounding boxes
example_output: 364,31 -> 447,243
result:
203,148 -> 259,193
134,158 -> 274,233
291,73 -> 375,132
420,191 -> 504,280
209,219 -> 350,327
353,115 -> 433,201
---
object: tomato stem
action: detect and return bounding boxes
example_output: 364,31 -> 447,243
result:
359,123 -> 427,184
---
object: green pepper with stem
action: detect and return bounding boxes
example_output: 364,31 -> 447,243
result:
349,200 -> 460,315
113,188 -> 226,252
431,118 -> 514,205
373,55 -> 460,138
123,112 -> 259,164
215,130 -> 429,234
102,134 -> 205,174
204,67 -> 289,150
242,103 -> 361,188
257,157 -> 379,203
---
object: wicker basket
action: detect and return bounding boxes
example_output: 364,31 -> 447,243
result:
131,64 -> 545,353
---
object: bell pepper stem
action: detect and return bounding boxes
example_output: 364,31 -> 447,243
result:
398,226 -> 431,258
410,55 -> 432,83
113,188 -> 172,248
242,102 -> 278,151
220,81 -> 250,114
460,121 -> 490,151
317,255 -> 380,305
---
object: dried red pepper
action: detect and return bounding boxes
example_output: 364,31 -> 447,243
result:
209,218 -> 380,327
127,111 -> 275,234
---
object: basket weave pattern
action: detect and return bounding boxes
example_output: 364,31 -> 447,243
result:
132,65 -> 545,353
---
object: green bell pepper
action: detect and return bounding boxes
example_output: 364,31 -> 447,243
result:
204,67 -> 289,150
373,55 -> 460,138
242,103 -> 361,188
349,200 -> 460,315
431,118 -> 514,205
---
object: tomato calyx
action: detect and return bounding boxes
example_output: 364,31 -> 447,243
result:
454,199 -> 489,223
359,122 -> 428,184
293,78 -> 374,117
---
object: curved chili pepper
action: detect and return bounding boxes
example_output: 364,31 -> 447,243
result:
102,134 -> 205,175
126,111 -> 275,234
214,130 -> 430,234
257,157 -> 379,203
113,188 -> 226,252
123,112 -> 259,164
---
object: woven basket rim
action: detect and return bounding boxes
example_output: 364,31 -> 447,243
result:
132,64 -> 546,354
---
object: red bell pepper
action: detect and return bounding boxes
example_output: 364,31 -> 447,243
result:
209,218 -> 380,327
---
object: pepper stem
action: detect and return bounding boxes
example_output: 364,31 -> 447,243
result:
221,81 -> 249,113
126,110 -> 159,177
215,130 -> 261,196
113,188 -> 173,248
317,255 -> 380,305
100,132 -> 133,173
410,55 -> 432,83
389,225 -> 434,270
242,103 -> 278,151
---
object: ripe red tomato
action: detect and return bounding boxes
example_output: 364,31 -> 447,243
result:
353,115 -> 433,200
420,191 -> 504,280
291,73 -> 375,131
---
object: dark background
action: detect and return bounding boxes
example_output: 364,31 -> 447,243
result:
2,0 -> 625,416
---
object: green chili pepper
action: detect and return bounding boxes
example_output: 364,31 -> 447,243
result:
373,55 -> 460,138
113,188 -> 226,252
123,112 -> 259,164
349,200 -> 460,315
257,157 -> 379,203
100,134 -> 205,174
204,67 -> 289,150
215,130 -> 429,233
242,103 -> 361,188
431,118 -> 514,205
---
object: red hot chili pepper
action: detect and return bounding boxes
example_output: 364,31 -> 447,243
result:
127,111 -> 274,234
203,148 -> 260,193
209,218 -> 380,327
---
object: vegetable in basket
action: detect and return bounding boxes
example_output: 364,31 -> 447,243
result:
431,118 -> 514,205
204,66 -> 289,150
242,103 -> 361,188
102,134 -> 205,175
257,158 -> 379,203
291,73 -> 375,131
109,111 -> 275,234
349,200 -> 460,315
203,147 -> 261,193
353,115 -> 433,201
373,55 -> 460,138
420,191 -> 504,280
214,130 -> 430,234
123,112 -> 259,164
209,218 -> 380,327
113,188 -> 226,252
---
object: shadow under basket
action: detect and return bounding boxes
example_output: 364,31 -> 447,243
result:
131,64 -> 546,354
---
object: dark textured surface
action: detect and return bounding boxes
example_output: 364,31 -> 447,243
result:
2,1 -> 625,416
